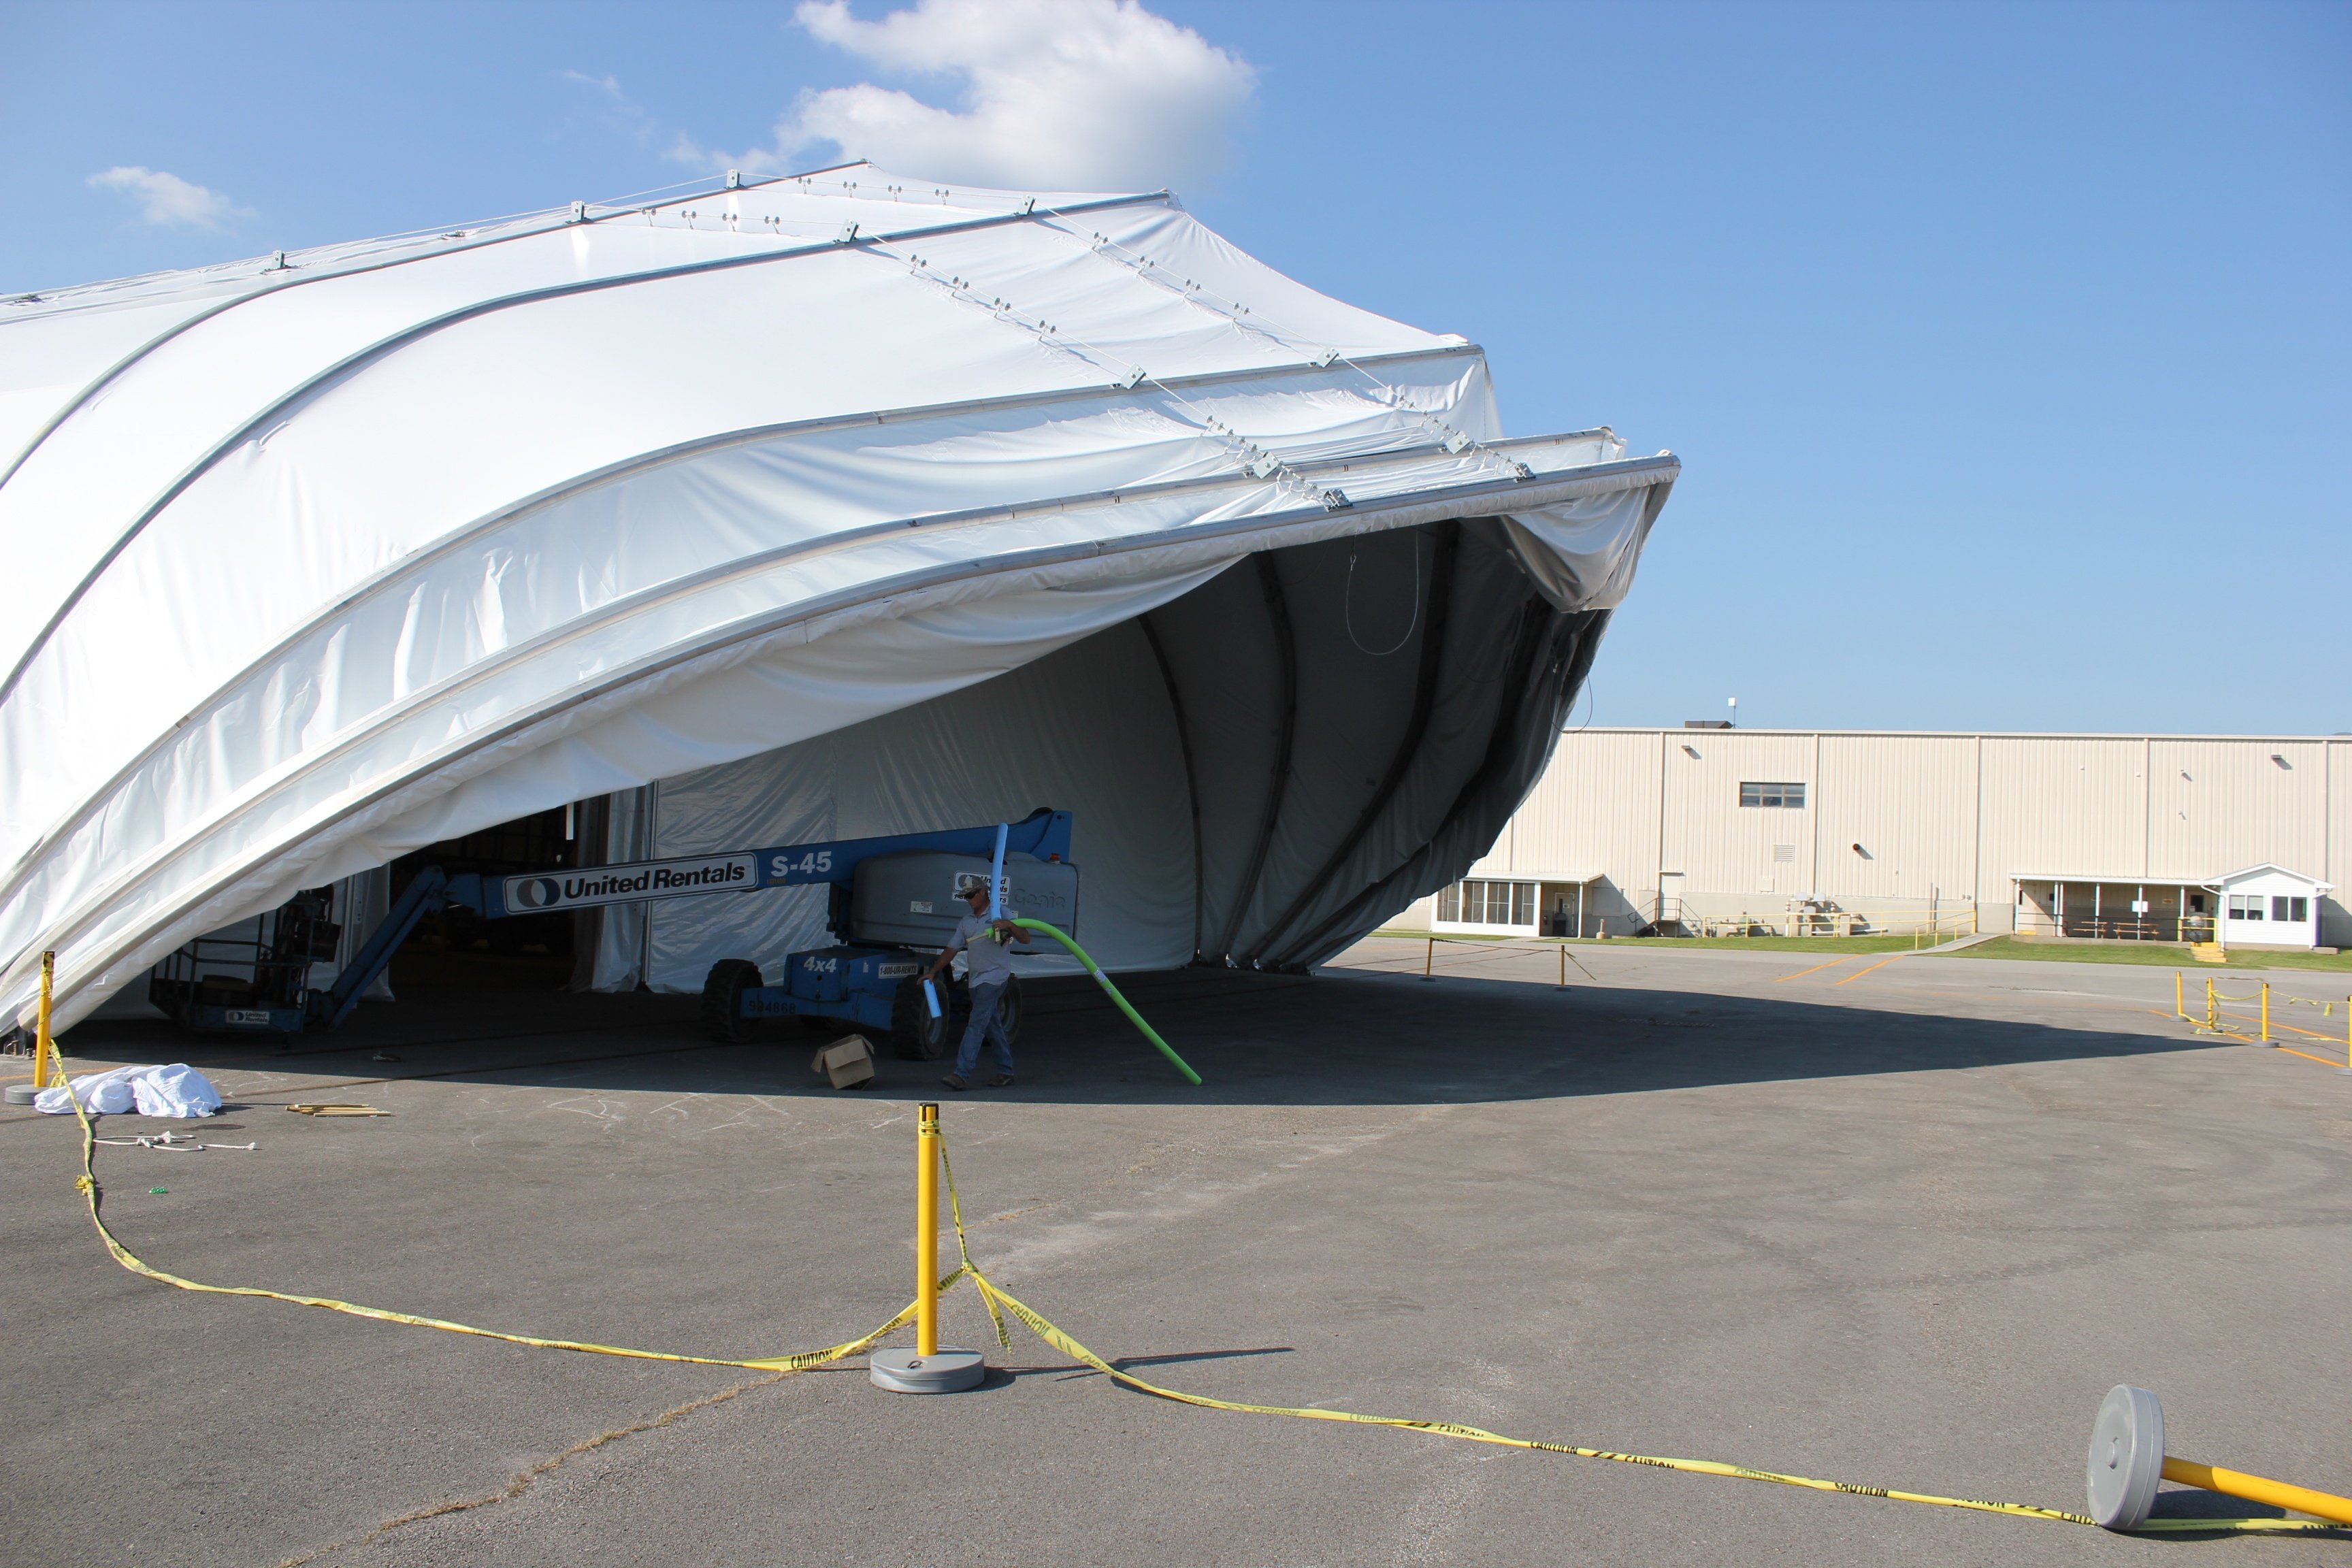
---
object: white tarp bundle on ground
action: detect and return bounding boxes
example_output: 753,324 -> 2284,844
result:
1,162 -> 1675,1030
34,1062 -> 221,1117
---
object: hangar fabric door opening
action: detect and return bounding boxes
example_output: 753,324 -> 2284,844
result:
577,516 -> 1614,996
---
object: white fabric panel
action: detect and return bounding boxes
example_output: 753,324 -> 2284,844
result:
0,355 -> 1492,949
31,554 -> 1224,1023
318,866 -> 395,1002
8,444 -> 1645,1025
1502,480 -> 1673,612
1143,564 -> 1283,956
641,616 -> 1192,990
1252,528 -> 1552,959
1,156 -> 1673,1035
1141,521 -> 1563,964
0,295 -> 216,478
1228,536 -> 1432,951
590,787 -> 656,990
637,744 -> 836,993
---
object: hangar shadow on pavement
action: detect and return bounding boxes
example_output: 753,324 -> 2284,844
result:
45,958 -> 2216,1111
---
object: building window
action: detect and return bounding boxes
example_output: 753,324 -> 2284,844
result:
1740,782 -> 1806,808
1439,879 -> 1535,926
2229,894 -> 2264,921
2274,896 -> 2308,923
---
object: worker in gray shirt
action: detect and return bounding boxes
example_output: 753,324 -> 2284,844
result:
924,879 -> 1031,1090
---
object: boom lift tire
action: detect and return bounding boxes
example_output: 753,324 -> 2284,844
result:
700,959 -> 763,1043
889,975 -> 951,1060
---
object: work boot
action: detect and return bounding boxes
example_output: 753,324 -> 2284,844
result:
985,1074 -> 1015,1088
941,1073 -> 970,1091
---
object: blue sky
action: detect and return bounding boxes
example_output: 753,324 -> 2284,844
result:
5,0 -> 2345,735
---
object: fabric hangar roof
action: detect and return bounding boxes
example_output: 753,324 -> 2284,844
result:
1,161 -> 1678,1030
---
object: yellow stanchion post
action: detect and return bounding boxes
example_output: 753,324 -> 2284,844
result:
917,1102 -> 939,1356
2206,977 -> 2217,1032
1422,936 -> 1435,982
2174,970 -> 2184,1023
33,950 -> 54,1090
2260,982 -> 2270,1045
2161,1457 -> 2352,1527
870,1101 -> 983,1393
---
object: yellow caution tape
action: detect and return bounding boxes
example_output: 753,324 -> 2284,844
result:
939,1139 -> 1011,1352
964,1269 -> 2334,1535
59,1098 -> 2342,1536
62,1089 -> 945,1372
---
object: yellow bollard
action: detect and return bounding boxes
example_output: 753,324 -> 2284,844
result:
2206,977 -> 2217,1032
916,1102 -> 940,1357
2260,981 -> 2270,1045
870,1101 -> 983,1393
2174,970 -> 2184,1022
33,950 -> 54,1090
2163,1456 -> 2352,1527
1422,936 -> 1435,982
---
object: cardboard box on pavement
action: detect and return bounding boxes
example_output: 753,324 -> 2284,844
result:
811,1035 -> 875,1090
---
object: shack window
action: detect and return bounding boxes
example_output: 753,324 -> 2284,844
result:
2274,896 -> 2308,923
2230,894 -> 2264,921
1740,781 -> 1806,808
1440,879 -> 1536,926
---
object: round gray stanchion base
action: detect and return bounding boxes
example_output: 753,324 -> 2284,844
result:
869,1348 -> 985,1394
2087,1384 -> 2166,1529
4,1084 -> 39,1106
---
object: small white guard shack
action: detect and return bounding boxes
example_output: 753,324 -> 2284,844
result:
2208,864 -> 2332,950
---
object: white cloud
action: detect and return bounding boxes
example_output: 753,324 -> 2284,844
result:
562,69 -> 719,169
721,0 -> 1255,191
564,68 -> 629,101
86,166 -> 248,229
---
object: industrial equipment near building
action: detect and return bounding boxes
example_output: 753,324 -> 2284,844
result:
144,809 -> 1077,1063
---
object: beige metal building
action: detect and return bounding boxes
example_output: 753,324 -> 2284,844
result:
1395,729 -> 2352,947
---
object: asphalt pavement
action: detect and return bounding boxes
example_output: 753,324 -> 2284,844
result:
3,941 -> 2347,1566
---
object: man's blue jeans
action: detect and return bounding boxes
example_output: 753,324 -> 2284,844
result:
955,978 -> 1013,1078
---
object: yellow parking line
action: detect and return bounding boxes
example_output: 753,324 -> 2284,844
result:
1775,955 -> 1856,983
1834,955 -> 1906,986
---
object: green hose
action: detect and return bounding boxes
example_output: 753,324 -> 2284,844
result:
1011,918 -> 1203,1085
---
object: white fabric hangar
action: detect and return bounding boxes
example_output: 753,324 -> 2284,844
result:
1,163 -> 1676,1032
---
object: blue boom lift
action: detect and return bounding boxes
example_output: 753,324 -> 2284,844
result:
148,808 -> 1077,1062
